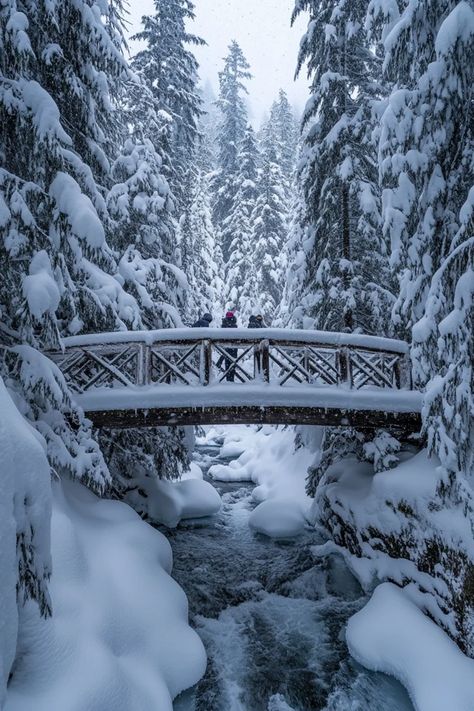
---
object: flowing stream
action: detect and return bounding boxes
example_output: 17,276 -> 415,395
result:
171,442 -> 414,711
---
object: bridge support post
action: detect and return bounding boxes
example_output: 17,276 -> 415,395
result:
338,347 -> 353,387
137,344 -> 150,386
202,340 -> 212,386
260,340 -> 270,383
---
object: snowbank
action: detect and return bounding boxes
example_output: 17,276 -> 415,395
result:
147,478 -> 222,528
0,379 -> 51,707
347,583 -> 474,711
208,425 -> 315,538
6,479 -> 206,711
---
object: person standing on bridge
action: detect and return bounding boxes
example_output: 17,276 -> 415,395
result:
248,314 -> 265,328
192,313 -> 213,327
218,311 -> 238,382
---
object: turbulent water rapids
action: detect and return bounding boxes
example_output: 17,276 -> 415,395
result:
170,444 -> 414,711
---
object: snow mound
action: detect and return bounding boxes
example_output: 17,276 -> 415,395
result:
209,455 -> 256,482
149,478 -> 221,528
180,461 -> 204,481
0,379 -> 51,708
249,498 -> 308,539
6,480 -> 206,711
346,582 -> 474,711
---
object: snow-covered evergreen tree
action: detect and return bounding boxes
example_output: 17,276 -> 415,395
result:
0,0 -> 139,624
291,0 -> 393,334
379,1 -> 474,481
251,129 -> 289,322
0,0 -> 142,493
276,182 -> 309,327
269,89 -> 299,183
131,0 -> 204,214
107,136 -> 186,329
225,125 -> 260,318
176,167 -> 222,320
197,80 -> 221,174
101,75 -> 193,518
213,41 -> 252,262
190,170 -> 223,317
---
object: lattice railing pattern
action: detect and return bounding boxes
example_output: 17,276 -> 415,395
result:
48,337 -> 411,394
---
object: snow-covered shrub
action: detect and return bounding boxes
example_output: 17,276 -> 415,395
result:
362,429 -> 401,474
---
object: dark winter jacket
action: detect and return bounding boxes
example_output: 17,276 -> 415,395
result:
248,315 -> 265,328
221,314 -> 237,328
192,313 -> 213,327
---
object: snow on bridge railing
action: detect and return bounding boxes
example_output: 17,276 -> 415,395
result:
48,327 -> 413,395
60,327 -> 410,354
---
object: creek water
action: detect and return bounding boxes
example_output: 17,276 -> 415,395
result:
171,443 -> 414,711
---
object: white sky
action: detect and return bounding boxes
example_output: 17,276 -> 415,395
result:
126,0 -> 310,126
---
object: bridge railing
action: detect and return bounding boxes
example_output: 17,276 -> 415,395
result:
48,331 -> 412,394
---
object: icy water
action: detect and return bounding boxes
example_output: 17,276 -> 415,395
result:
171,444 -> 414,711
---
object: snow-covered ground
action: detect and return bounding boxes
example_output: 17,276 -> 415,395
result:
6,479 -> 206,711
3,416 -> 474,711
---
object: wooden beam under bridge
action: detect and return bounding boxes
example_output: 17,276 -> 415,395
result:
87,404 -> 421,433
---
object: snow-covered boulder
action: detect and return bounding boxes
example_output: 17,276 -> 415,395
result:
148,478 -> 222,528
249,498 -> 308,539
180,461 -> 204,481
5,479 -> 206,711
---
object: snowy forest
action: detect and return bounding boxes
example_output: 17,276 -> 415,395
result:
0,0 -> 473,709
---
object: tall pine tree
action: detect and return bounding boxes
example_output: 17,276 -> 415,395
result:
379,1 -> 474,484
225,125 -> 260,317
291,0 -> 392,334
131,0 -> 204,214
0,0 -> 136,621
213,41 -> 252,262
252,124 -> 288,321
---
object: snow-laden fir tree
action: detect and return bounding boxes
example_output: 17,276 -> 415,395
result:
213,41 -> 252,262
379,1 -> 474,485
107,134 -> 186,329
197,80 -> 221,174
269,89 -> 299,183
100,72 -> 194,520
276,182 -> 310,327
250,122 -> 289,322
0,0 -> 143,489
291,0 -> 393,334
131,0 -> 204,214
0,0 -> 137,616
224,125 -> 260,318
189,169 -> 224,317
177,166 -> 223,320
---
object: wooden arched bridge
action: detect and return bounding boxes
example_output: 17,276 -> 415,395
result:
46,328 -> 422,432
